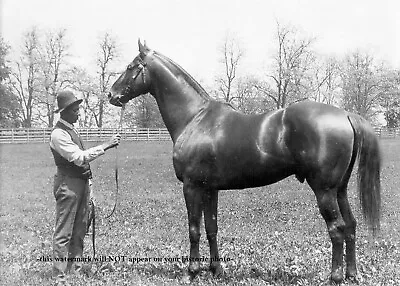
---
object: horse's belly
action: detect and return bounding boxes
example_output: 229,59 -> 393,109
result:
211,157 -> 296,190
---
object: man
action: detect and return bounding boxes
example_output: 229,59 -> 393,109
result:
49,90 -> 121,284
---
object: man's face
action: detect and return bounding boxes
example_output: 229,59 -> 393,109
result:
61,103 -> 80,124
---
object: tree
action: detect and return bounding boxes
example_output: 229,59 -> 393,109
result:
36,29 -> 71,127
384,104 -> 400,128
127,94 -> 164,128
0,39 -> 10,81
94,32 -> 119,128
9,28 -> 41,127
235,76 -> 275,114
64,66 -> 98,127
310,56 -> 341,105
258,22 -> 315,109
380,69 -> 400,127
9,28 -> 73,127
340,51 -> 392,119
214,33 -> 243,105
0,37 -> 20,127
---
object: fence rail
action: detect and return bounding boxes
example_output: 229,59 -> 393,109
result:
373,127 -> 400,139
0,128 -> 170,143
0,127 -> 399,144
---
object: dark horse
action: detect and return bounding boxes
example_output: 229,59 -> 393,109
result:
109,40 -> 381,284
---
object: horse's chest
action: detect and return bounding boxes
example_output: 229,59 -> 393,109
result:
172,133 -> 219,181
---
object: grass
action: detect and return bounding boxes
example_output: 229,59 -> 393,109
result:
0,140 -> 399,286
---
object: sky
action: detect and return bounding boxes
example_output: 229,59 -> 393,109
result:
1,0 -> 399,86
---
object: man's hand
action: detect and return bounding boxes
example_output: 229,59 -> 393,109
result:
102,133 -> 121,151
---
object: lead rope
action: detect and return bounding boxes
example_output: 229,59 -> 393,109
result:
105,103 -> 126,219
87,187 -> 96,262
92,104 -> 126,273
91,199 -> 96,258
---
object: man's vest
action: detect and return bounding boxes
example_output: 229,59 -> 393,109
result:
50,121 -> 92,180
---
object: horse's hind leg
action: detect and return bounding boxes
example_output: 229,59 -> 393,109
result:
337,146 -> 358,282
182,182 -> 204,281
203,190 -> 223,277
312,186 -> 346,283
337,186 -> 358,281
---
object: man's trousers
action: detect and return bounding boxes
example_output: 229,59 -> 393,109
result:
52,171 -> 89,279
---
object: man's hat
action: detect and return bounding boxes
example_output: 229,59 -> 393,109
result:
55,91 -> 83,113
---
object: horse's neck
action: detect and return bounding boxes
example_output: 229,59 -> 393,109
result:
150,63 -> 208,142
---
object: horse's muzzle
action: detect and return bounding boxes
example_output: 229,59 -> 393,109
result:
108,93 -> 123,107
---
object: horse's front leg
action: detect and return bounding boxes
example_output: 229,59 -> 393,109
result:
203,190 -> 223,277
182,182 -> 204,282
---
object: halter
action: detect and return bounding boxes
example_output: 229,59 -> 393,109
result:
122,57 -> 147,99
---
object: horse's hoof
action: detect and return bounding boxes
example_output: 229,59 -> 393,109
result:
345,267 -> 358,283
345,273 -> 359,284
210,264 -> 224,278
330,271 -> 344,285
181,272 -> 192,284
181,270 -> 198,284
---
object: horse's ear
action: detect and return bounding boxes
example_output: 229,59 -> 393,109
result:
138,39 -> 149,56
138,39 -> 144,51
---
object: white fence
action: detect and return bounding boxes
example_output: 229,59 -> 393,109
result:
0,127 -> 399,144
0,128 -> 170,143
373,127 -> 400,139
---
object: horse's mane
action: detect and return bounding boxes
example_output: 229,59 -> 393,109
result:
152,51 -> 211,101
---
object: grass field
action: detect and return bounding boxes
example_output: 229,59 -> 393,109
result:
0,140 -> 399,286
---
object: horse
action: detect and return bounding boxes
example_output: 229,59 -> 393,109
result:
108,40 -> 381,284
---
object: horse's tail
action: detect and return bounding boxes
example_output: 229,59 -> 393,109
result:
347,114 -> 381,235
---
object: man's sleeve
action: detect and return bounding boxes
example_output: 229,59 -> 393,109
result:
50,129 -> 105,166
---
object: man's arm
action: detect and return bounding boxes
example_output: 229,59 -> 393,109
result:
50,129 -> 120,167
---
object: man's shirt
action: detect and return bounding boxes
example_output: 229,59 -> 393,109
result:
50,119 -> 105,167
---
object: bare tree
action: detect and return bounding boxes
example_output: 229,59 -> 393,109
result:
257,22 -> 315,109
215,33 -> 244,104
376,69 -> 400,127
311,56 -> 341,105
95,32 -> 119,128
235,76 -> 275,114
0,37 -> 20,127
64,66 -> 98,127
340,51 -> 392,119
9,28 -> 41,127
130,94 -> 164,128
37,29 -> 70,127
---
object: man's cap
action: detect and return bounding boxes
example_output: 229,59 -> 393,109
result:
55,91 -> 83,113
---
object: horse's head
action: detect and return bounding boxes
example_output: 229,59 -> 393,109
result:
109,40 -> 152,106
